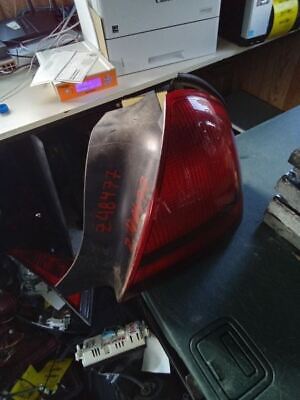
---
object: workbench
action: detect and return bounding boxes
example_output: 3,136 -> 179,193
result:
144,106 -> 300,400
0,35 -> 294,142
1,29 -> 300,399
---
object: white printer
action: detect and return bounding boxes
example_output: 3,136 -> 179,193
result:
87,0 -> 221,75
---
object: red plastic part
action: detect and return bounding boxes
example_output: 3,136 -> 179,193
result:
124,89 -> 242,294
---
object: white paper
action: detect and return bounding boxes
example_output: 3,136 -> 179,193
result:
55,52 -> 98,83
31,51 -> 75,86
6,21 -> 21,30
142,334 -> 171,374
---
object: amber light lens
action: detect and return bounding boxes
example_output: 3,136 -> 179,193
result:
124,89 -> 243,294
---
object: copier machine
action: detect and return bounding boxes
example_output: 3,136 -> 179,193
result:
87,0 -> 221,75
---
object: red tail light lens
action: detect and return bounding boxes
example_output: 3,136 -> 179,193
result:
54,89 -> 242,301
123,89 -> 242,295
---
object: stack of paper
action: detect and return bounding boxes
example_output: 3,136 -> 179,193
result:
31,49 -> 98,87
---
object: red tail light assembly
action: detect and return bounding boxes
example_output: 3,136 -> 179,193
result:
55,78 -> 242,301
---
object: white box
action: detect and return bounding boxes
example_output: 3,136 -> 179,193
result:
107,18 -> 219,75
86,0 -> 220,75
90,0 -> 220,39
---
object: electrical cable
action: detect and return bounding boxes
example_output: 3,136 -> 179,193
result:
46,21 -> 80,40
0,7 -> 79,102
16,5 -> 77,56
56,5 -> 76,35
169,73 -> 226,105
15,378 -> 36,389
56,32 -> 80,48
5,46 -> 36,74
7,53 -> 32,59
42,342 -> 64,396
0,378 -> 38,399
94,371 -> 145,390
18,18 -> 66,53
16,11 -> 79,56
0,345 -> 62,399
116,373 -> 145,390
0,71 -> 34,102
0,386 -> 40,399
0,378 -> 40,400
36,5 -> 77,52
17,6 -> 76,54
0,26 -> 59,101
0,51 -> 37,101
42,356 -> 58,396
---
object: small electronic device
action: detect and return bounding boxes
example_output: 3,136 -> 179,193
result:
0,41 -> 16,74
220,0 -> 299,46
54,66 -> 117,102
75,322 -> 149,367
220,0 -> 273,45
36,41 -> 117,101
0,56 -> 16,74
80,0 -> 221,75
